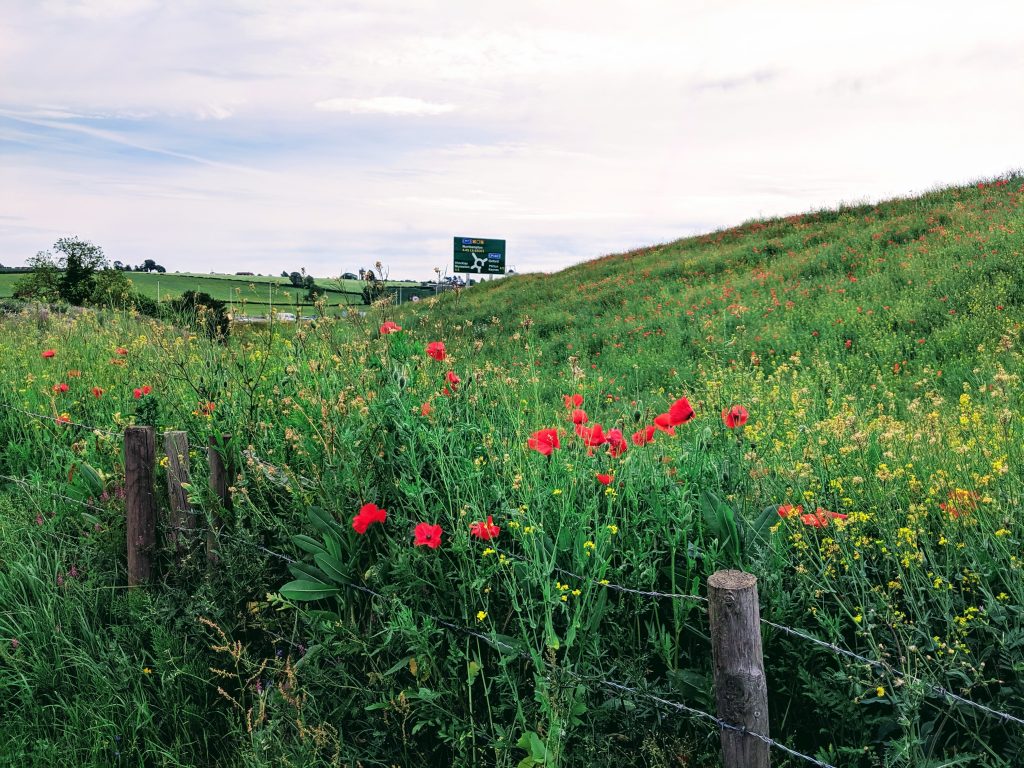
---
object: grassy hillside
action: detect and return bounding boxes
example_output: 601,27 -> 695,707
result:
1,176 -> 1023,767
413,178 -> 1022,397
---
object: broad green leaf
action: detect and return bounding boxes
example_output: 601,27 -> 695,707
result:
313,551 -> 349,584
288,561 -> 328,583
307,505 -> 346,540
279,579 -> 339,602
292,534 -> 327,556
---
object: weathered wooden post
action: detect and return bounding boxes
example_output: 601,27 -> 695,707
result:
124,426 -> 156,585
708,569 -> 771,768
206,433 -> 232,565
163,430 -> 194,550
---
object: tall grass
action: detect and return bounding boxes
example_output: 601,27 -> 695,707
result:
1,176 -> 1023,766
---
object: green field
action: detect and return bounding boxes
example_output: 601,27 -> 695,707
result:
0,270 -> 432,314
2,176 -> 1024,767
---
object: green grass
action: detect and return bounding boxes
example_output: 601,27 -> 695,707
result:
0,270 -> 432,315
2,175 -> 1024,767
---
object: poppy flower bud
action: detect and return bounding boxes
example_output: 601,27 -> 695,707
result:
398,376 -> 407,389
632,410 -> 642,423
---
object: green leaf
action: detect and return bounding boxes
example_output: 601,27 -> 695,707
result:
278,580 -> 339,602
748,505 -> 781,546
313,551 -> 349,584
288,561 -> 329,583
307,505 -> 346,540
700,490 -> 739,561
292,534 -> 327,556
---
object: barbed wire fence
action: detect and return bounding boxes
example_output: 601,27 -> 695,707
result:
2,408 -> 1023,766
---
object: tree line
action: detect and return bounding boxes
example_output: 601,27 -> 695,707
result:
11,237 -> 229,338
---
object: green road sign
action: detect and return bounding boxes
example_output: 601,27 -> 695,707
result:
454,237 -> 506,274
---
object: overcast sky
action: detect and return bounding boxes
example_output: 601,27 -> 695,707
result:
1,1 -> 1022,279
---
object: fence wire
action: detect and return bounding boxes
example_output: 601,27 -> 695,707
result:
0,403 -> 122,436
494,547 -> 1024,729
4,430 -> 1024,737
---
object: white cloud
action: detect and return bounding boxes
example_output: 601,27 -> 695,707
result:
1,1 -> 1023,278
313,96 -> 455,116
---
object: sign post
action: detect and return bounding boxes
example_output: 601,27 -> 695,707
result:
454,237 -> 506,276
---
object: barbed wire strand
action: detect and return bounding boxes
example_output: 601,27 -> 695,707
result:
759,618 -> 1024,727
499,546 -> 1024,729
0,472 -> 110,514
495,546 -> 709,607
598,679 -> 838,768
6,471 -> 1023,731
0,403 -> 122,436
289,570 -> 836,768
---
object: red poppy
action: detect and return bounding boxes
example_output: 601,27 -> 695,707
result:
563,394 -> 583,408
420,402 -> 432,417
722,405 -> 749,429
571,409 -> 588,425
800,507 -> 848,528
42,349 -> 56,359
56,414 -> 70,424
596,473 -> 613,486
527,428 -> 560,456
379,321 -> 402,335
632,425 -> 656,446
142,385 -> 152,395
469,516 -> 500,540
606,428 -> 628,458
668,397 -> 695,426
352,503 -> 387,534
446,371 -> 461,387
52,382 -> 69,393
777,504 -> 803,519
939,490 -> 979,519
92,387 -> 103,398
414,522 -> 442,549
426,341 -> 446,361
575,423 -> 606,446
133,388 -> 143,399
116,347 -> 128,356
653,413 -> 676,435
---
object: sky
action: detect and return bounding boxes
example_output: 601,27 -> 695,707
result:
1,1 -> 1023,280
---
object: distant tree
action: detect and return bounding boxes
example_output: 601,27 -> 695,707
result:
361,268 -> 388,305
302,274 -> 324,301
14,237 -> 107,305
89,269 -> 135,307
281,270 -> 289,278
169,290 -> 229,340
135,258 -> 164,273
57,237 -> 108,304
13,251 -> 62,302
288,271 -> 304,288
112,260 -> 126,270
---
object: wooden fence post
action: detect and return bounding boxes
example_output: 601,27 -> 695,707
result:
124,426 -> 156,586
163,430 -> 194,551
708,569 -> 771,768
206,433 -> 232,565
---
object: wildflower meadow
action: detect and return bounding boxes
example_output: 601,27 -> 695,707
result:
1,177 -> 1024,766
